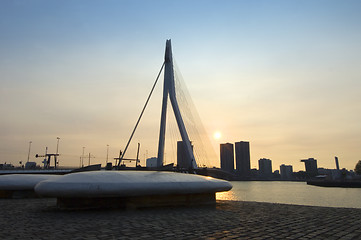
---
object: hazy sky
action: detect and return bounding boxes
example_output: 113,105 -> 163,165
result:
1,0 -> 361,171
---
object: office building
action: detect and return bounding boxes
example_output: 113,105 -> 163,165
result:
301,158 -> 318,177
177,141 -> 193,169
235,141 -> 251,177
335,156 -> 340,170
220,143 -> 234,173
259,158 -> 272,178
146,157 -> 157,168
280,164 -> 293,180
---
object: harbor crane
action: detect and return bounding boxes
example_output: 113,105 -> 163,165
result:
35,147 -> 59,169
114,143 -> 141,168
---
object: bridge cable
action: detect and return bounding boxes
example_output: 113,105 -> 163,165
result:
118,62 -> 165,166
173,61 -> 218,167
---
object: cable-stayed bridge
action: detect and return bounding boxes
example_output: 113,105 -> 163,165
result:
0,40 -> 232,208
118,40 -> 218,170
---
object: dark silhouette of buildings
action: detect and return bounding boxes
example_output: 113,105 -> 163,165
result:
273,170 -> 281,179
280,164 -> 293,180
177,141 -> 193,169
220,143 -> 234,173
235,141 -> 251,178
258,158 -> 272,179
301,158 -> 318,177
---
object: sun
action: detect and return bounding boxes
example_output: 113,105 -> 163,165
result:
213,131 -> 222,140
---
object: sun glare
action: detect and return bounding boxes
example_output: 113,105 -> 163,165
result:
213,131 -> 222,140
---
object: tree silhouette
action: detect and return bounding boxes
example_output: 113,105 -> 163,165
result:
355,160 -> 361,175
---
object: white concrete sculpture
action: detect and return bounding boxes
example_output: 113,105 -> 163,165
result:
35,171 -> 232,208
0,174 -> 60,198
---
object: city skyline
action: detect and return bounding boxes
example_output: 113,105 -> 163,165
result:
1,1 -> 361,171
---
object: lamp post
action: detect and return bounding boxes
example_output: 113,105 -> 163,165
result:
27,141 -> 32,162
106,144 -> 109,164
54,137 -> 60,168
82,147 -> 85,167
56,137 -> 60,155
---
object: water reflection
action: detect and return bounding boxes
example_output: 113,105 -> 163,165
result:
216,181 -> 361,209
216,190 -> 237,201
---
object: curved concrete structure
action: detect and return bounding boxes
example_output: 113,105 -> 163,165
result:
35,171 -> 232,208
0,174 -> 61,198
35,171 -> 232,197
0,174 -> 61,191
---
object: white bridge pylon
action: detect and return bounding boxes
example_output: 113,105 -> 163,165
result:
157,40 -> 197,169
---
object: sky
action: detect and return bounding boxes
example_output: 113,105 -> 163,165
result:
1,0 -> 361,171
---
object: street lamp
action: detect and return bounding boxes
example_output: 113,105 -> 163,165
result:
82,147 -> 85,167
56,137 -> 60,155
55,137 -> 60,168
106,144 -> 109,164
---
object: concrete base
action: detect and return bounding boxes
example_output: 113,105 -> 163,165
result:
57,192 -> 216,209
0,190 -> 39,199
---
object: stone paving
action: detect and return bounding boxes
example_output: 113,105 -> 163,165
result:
1,198 -> 361,239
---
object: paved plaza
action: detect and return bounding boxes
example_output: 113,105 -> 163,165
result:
1,198 -> 361,239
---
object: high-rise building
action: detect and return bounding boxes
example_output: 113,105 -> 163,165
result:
335,156 -> 340,170
220,143 -> 234,173
146,157 -> 158,168
301,158 -> 318,177
177,141 -> 193,169
258,158 -> 272,179
235,141 -> 251,177
280,164 -> 293,180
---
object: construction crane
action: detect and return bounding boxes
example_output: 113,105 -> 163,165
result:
35,147 -> 59,169
114,143 -> 141,168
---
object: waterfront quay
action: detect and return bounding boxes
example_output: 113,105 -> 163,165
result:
1,199 -> 360,239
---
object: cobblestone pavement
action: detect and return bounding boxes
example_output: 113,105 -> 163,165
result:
1,198 -> 361,239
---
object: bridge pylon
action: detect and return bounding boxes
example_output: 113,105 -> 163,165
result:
157,40 -> 197,169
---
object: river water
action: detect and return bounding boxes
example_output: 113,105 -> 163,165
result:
216,181 -> 361,209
